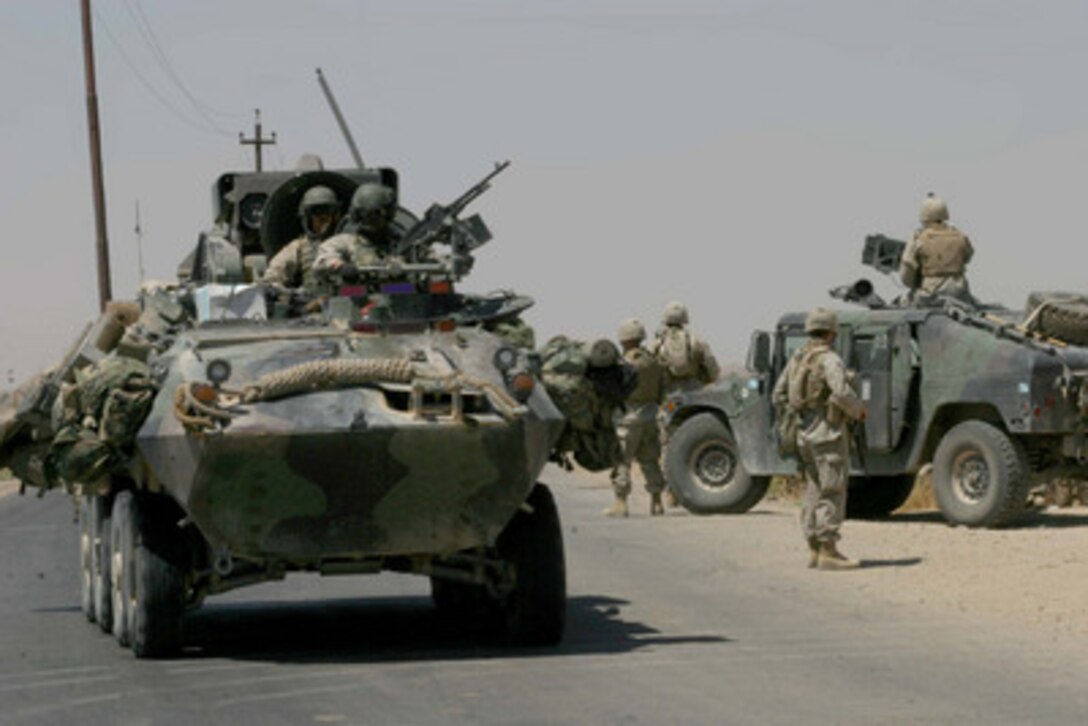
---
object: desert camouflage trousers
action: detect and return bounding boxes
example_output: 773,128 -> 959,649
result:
610,419 -> 665,498
797,433 -> 849,545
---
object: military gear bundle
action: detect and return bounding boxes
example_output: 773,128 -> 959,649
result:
538,335 -> 627,471
48,355 -> 157,488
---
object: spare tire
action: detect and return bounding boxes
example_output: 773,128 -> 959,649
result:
1025,291 -> 1088,346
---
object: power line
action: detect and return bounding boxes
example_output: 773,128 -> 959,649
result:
92,6 -> 234,138
123,0 -> 249,123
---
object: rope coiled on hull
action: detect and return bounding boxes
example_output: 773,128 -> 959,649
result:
242,358 -> 415,403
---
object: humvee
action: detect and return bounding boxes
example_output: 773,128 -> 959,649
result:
663,235 -> 1088,528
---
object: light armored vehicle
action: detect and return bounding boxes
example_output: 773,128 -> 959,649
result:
0,160 -> 580,657
664,235 -> 1088,528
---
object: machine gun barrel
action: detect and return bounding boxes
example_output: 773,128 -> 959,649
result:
393,161 -> 510,259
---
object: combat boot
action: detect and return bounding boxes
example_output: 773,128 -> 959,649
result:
603,496 -> 629,518
816,541 -> 860,571
807,538 -> 820,569
665,489 -> 679,508
650,492 -> 665,516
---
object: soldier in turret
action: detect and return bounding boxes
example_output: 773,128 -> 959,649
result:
899,193 -> 975,305
772,308 -> 867,571
262,185 -> 341,292
605,319 -> 667,518
313,182 -> 402,278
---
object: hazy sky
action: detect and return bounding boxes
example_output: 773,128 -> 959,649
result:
3,1 -> 1088,382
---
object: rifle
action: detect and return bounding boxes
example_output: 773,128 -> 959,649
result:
392,161 -> 511,263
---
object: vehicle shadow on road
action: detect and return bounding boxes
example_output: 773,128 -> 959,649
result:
883,508 -> 1088,529
181,594 -> 729,664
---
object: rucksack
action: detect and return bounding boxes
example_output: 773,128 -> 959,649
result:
658,327 -> 698,378
786,346 -> 829,412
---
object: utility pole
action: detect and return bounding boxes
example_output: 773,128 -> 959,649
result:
134,201 -> 146,284
239,109 -> 276,172
80,0 -> 113,311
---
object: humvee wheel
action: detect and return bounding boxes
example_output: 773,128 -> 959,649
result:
128,494 -> 186,658
665,414 -> 770,514
846,475 -> 916,519
495,483 -> 566,645
110,492 -> 135,647
932,421 -> 1028,527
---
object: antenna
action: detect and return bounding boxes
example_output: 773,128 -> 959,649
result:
134,200 -> 146,284
316,68 -> 365,169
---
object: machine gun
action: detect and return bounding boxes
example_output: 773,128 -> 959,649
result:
392,161 -> 510,264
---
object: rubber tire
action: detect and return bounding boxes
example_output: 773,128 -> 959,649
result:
78,496 -> 95,621
92,495 -> 113,633
110,491 -> 135,647
1026,291 -> 1088,346
129,494 -> 186,658
664,413 -> 770,514
932,421 -> 1028,528
846,475 -> 916,519
495,484 -> 566,646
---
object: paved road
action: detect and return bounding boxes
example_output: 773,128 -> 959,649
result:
1,469 -> 1086,725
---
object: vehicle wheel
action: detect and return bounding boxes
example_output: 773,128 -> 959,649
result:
664,413 -> 770,514
128,494 -> 186,658
495,484 -> 565,646
78,496 -> 95,621
91,495 -> 113,633
1026,291 -> 1088,345
932,421 -> 1028,527
846,475 -> 916,519
110,491 -> 135,647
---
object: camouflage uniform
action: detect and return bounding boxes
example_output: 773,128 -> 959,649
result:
264,236 -> 323,291
650,302 -> 720,395
313,182 -> 400,281
313,231 -> 390,278
899,193 -> 975,304
611,345 -> 667,504
772,308 -> 865,570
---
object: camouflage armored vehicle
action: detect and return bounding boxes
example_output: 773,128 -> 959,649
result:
0,158 -> 594,657
664,235 -> 1088,528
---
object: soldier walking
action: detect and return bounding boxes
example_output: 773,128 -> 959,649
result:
899,192 -> 976,305
650,300 -> 720,506
605,319 -> 667,518
772,308 -> 867,570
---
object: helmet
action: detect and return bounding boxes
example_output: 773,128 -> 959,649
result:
298,185 -> 339,216
351,183 -> 396,217
918,192 -> 949,224
617,318 -> 645,343
586,338 -> 620,368
662,301 -> 689,326
804,307 -> 839,335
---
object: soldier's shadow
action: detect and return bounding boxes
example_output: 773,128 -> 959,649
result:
180,594 -> 729,665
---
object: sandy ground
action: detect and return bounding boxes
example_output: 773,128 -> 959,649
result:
586,469 -> 1088,641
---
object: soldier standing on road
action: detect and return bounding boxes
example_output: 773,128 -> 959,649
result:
772,308 -> 867,571
899,193 -> 976,305
650,301 -> 720,507
262,185 -> 341,292
313,182 -> 402,279
606,319 -> 668,518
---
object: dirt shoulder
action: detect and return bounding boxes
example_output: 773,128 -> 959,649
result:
0,478 -> 19,499
759,494 -> 1088,639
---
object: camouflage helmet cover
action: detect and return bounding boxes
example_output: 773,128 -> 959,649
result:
804,307 -> 839,335
351,182 -> 396,216
662,301 -> 689,326
298,185 -> 339,216
919,192 -> 950,224
586,338 -> 620,368
617,318 -> 646,343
